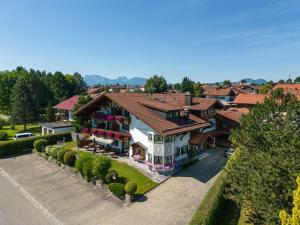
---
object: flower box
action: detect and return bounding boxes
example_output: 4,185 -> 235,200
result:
107,115 -> 114,121
115,115 -> 123,123
114,132 -> 122,140
106,131 -> 113,137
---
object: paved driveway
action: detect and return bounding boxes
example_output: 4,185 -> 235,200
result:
0,154 -> 123,225
0,148 -> 227,225
100,148 -> 227,225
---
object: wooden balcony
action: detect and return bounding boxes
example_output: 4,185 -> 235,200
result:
83,128 -> 131,141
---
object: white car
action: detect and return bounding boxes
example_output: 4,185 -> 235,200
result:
14,133 -> 34,140
224,148 -> 234,158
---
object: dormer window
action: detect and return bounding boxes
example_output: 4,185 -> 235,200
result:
166,110 -> 180,119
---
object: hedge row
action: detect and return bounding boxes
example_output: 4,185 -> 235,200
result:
0,132 -> 71,157
189,171 -> 226,225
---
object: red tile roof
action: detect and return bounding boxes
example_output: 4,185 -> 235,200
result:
217,108 -> 249,123
273,84 -> 300,100
203,87 -> 235,96
53,95 -> 80,111
75,93 -> 214,135
232,93 -> 268,105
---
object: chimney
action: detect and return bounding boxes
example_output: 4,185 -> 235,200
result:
184,92 -> 193,106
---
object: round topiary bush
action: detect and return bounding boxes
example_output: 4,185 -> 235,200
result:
33,139 -> 48,152
63,151 -> 77,167
93,156 -> 111,181
57,148 -> 70,163
108,183 -> 125,198
0,131 -> 9,141
82,156 -> 94,181
105,170 -> 118,184
125,181 -> 137,196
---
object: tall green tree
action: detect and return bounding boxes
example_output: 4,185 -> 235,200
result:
193,82 -> 203,97
45,102 -> 56,122
181,77 -> 195,94
72,95 -> 93,132
294,77 -> 300,83
223,80 -> 231,86
11,77 -> 36,130
224,92 -> 300,224
144,75 -> 167,93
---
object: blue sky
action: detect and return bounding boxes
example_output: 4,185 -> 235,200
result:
0,0 -> 300,83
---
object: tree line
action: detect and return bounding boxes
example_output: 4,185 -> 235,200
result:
0,66 -> 87,129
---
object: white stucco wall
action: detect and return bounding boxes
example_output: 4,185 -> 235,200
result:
42,126 -> 73,135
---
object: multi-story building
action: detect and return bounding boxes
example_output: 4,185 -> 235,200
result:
203,86 -> 236,104
75,93 -> 223,171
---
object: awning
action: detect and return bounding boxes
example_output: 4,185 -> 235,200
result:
88,136 -> 114,145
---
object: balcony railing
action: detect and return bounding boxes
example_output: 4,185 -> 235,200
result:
83,128 -> 131,141
145,161 -> 175,171
92,112 -> 130,124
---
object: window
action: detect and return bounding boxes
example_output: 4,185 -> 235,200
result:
122,123 -> 129,131
154,156 -> 163,165
154,135 -> 163,143
124,110 -> 130,117
165,156 -> 172,164
165,136 -> 173,143
181,145 -> 188,154
219,96 -> 226,100
148,133 -> 153,141
175,147 -> 181,157
148,153 -> 152,163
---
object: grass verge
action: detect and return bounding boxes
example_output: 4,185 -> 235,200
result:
0,124 -> 41,140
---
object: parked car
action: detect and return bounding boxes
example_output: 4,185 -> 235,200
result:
224,148 -> 234,158
14,133 -> 34,140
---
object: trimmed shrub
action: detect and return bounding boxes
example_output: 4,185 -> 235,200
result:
108,183 -> 125,198
75,154 -> 93,174
47,146 -> 62,159
0,131 -> 8,141
93,156 -> 111,181
105,170 -> 118,183
33,139 -> 48,152
57,149 -> 70,163
63,151 -> 77,167
82,156 -> 94,181
0,132 -> 71,157
125,181 -> 137,196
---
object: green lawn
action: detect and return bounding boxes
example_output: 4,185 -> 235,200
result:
0,124 -> 41,140
62,141 -> 77,149
76,150 -> 157,195
110,159 -> 157,195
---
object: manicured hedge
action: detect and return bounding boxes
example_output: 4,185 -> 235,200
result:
0,132 -> 71,157
190,171 -> 226,225
108,183 -> 125,198
33,139 -> 48,152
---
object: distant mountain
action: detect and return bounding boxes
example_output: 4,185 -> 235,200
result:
84,75 -> 147,86
243,78 -> 267,85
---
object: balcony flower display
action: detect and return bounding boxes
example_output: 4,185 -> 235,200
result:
83,128 -> 90,134
92,129 -> 98,135
98,130 -> 104,136
106,131 -> 113,137
115,115 -> 123,123
114,132 -> 122,140
107,115 -> 114,121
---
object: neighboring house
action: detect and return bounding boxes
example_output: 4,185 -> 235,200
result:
41,121 -> 73,136
75,93 -> 223,171
53,95 -> 80,121
232,84 -> 259,94
273,84 -> 300,100
231,93 -> 268,109
216,107 -> 249,147
203,86 -> 236,104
